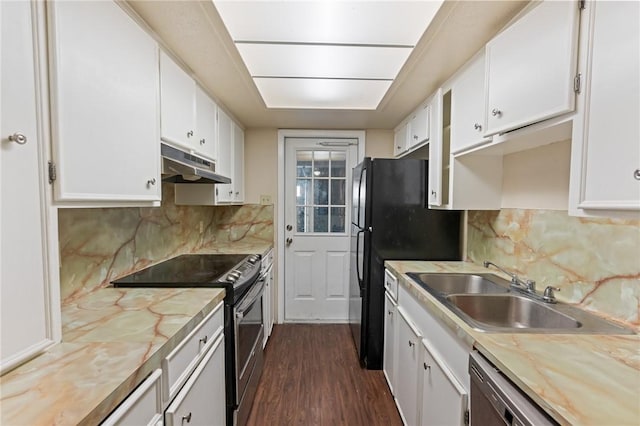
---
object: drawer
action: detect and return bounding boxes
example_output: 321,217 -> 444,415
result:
165,333 -> 226,426
162,301 -> 223,402
384,269 -> 398,302
101,369 -> 162,426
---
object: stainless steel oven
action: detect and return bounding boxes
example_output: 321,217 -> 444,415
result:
112,253 -> 265,426
233,277 -> 264,426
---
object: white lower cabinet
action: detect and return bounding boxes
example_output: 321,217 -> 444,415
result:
395,307 -> 422,426
386,269 -> 471,426
420,341 -> 468,426
101,369 -> 163,426
383,291 -> 398,395
165,333 -> 226,426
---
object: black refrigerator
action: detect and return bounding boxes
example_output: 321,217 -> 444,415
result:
349,157 -> 461,369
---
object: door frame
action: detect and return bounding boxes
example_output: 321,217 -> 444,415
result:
277,129 -> 366,323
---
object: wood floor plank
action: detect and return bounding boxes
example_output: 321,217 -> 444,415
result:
247,324 -> 402,426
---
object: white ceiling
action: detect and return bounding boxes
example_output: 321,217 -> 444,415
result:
127,0 -> 529,130
213,1 -> 444,110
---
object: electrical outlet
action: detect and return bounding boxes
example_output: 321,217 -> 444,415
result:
260,194 -> 273,205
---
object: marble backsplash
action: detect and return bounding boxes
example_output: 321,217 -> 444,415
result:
467,209 -> 640,329
58,185 -> 273,303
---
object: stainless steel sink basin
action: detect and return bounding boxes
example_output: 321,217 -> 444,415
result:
446,294 -> 581,329
406,272 -> 634,334
407,273 -> 510,296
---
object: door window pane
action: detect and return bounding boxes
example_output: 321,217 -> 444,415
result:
330,207 -> 345,233
296,151 -> 313,177
331,152 -> 346,177
296,206 -> 311,232
313,207 -> 328,232
313,151 -> 330,177
331,179 -> 346,205
296,179 -> 312,205
314,179 -> 329,205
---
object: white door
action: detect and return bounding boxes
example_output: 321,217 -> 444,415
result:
284,138 -> 358,321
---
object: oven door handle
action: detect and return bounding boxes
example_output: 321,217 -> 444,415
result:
235,280 -> 265,319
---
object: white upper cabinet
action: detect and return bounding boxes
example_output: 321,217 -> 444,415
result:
450,50 -> 491,154
1,0 -> 59,374
215,108 -> 234,203
408,104 -> 431,149
393,123 -> 409,157
160,51 -> 197,151
427,89 -> 444,206
48,0 -> 160,204
570,0 -> 640,215
484,0 -> 580,137
232,123 -> 245,203
195,86 -> 218,161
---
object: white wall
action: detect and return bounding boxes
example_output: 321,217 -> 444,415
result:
364,129 -> 394,158
501,139 -> 571,210
244,128 -> 278,205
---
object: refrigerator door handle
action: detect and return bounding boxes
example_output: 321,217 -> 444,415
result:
355,165 -> 367,228
355,227 -> 365,289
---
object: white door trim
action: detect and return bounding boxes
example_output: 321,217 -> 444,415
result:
277,129 -> 366,323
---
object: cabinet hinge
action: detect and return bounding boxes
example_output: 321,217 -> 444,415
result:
578,0 -> 586,10
464,409 -> 470,425
574,73 -> 582,94
48,161 -> 57,184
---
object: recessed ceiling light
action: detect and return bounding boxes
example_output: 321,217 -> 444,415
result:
213,1 -> 444,110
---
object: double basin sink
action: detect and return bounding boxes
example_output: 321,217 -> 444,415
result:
406,273 -> 634,334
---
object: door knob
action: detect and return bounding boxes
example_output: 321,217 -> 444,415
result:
286,237 -> 293,246
8,132 -> 27,145
286,224 -> 293,231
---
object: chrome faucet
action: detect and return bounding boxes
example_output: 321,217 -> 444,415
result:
483,261 -> 536,293
483,261 -> 560,304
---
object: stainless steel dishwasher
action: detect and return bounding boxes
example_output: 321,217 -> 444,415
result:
468,351 -> 558,426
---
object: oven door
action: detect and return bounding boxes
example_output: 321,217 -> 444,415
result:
234,279 -> 265,402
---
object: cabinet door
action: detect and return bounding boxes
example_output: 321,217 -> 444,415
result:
49,0 -> 160,202
1,0 -> 55,374
420,341 -> 468,426
165,334 -> 225,426
232,123 -> 245,203
409,104 -> 430,148
195,86 -> 217,161
383,292 -> 398,395
572,0 -> 640,212
484,0 -> 579,136
393,123 -> 408,157
262,271 -> 271,348
451,51 -> 491,153
215,109 -> 234,203
396,307 -> 422,426
428,89 -> 444,206
160,51 -> 196,150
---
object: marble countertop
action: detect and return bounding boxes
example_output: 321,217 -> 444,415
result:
385,260 -> 640,426
0,285 -> 225,425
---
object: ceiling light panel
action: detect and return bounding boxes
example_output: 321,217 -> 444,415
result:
253,78 -> 392,109
235,43 -> 412,79
214,1 -> 444,46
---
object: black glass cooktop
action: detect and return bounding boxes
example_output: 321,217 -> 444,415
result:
112,254 -> 249,287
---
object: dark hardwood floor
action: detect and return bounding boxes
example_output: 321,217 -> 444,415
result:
246,324 -> 402,426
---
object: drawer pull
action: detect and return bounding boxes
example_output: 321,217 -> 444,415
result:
424,362 -> 431,370
199,335 -> 208,345
182,412 -> 192,424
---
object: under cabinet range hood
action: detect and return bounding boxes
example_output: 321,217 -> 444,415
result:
161,143 -> 231,184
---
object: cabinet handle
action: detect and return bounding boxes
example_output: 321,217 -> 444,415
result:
229,190 -> 233,195
408,340 -> 414,347
491,108 -> 502,117
146,178 -> 156,187
199,335 -> 208,345
200,138 -> 206,145
388,310 -> 393,316
8,132 -> 27,145
235,191 -> 240,195
413,135 -> 418,140
182,412 -> 192,424
424,362 -> 430,370
473,123 -> 482,131
634,169 -> 640,180
187,130 -> 194,138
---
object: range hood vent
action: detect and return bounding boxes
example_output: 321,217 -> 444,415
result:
161,143 -> 231,184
